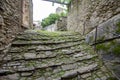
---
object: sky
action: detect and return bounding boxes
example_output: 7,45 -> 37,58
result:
33,0 -> 64,21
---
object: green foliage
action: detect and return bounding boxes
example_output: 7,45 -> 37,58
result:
58,0 -> 71,3
96,40 -> 120,55
41,13 -> 60,28
41,12 -> 67,28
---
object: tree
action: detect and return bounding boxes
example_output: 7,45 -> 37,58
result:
41,13 -> 60,28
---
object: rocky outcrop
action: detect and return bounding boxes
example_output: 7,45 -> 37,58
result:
0,0 -> 33,52
0,30 -> 117,80
67,0 -> 120,34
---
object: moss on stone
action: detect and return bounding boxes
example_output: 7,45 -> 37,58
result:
112,44 -> 120,55
96,43 -> 110,51
106,77 -> 118,80
89,36 -> 94,42
116,21 -> 120,34
52,70 -> 65,78
96,40 -> 120,56
25,61 -> 36,67
99,36 -> 105,41
37,69 -> 46,76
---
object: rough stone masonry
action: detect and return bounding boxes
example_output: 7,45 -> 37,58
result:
67,0 -> 120,34
0,0 -> 33,52
67,0 -> 120,79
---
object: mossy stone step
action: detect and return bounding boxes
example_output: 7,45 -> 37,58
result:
12,39 -> 84,46
15,35 -> 83,41
0,30 -> 116,80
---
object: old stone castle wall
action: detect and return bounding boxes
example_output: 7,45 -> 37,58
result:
67,0 -> 120,34
0,0 -> 33,52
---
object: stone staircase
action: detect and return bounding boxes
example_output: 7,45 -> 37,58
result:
0,30 -> 116,80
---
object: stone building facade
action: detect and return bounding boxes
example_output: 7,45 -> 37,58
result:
0,0 -> 33,52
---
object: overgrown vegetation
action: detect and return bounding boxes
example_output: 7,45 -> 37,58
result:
41,0 -> 71,28
41,12 -> 67,28
96,40 -> 120,55
58,0 -> 71,3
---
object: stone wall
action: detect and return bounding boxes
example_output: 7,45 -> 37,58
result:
0,0 -> 33,52
67,0 -> 120,78
56,17 -> 67,31
85,14 -> 120,78
22,0 -> 33,29
67,0 -> 120,34
44,24 -> 56,32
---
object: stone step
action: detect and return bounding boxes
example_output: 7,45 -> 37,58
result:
2,43 -> 97,64
0,31 -> 115,80
15,35 -> 83,41
18,31 -> 81,37
3,43 -> 87,62
61,64 -> 98,79
3,49 -> 82,61
0,60 -> 98,76
1,53 -> 97,71
0,63 -> 112,80
9,42 -> 83,53
12,39 -> 84,46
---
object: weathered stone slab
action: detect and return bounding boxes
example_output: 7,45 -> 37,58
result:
77,64 -> 98,74
61,70 -> 77,79
24,53 -> 36,59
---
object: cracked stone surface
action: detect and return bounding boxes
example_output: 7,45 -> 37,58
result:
0,30 -> 117,80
